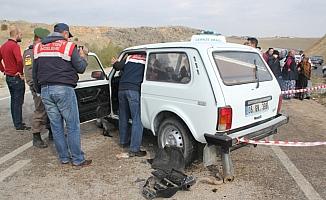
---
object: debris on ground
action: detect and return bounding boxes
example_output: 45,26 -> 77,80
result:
142,147 -> 196,199
198,177 -> 223,185
115,152 -> 129,159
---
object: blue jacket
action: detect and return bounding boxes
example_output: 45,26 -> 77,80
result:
113,56 -> 145,91
32,32 -> 87,93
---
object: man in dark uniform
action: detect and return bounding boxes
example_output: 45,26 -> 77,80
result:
33,23 -> 91,167
112,54 -> 147,157
23,27 -> 51,148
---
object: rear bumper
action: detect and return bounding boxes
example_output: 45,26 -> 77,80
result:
204,114 -> 289,149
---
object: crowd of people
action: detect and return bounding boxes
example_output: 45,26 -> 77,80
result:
245,37 -> 312,100
0,24 -> 93,167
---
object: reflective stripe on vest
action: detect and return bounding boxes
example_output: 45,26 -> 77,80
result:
34,40 -> 75,61
125,54 -> 146,65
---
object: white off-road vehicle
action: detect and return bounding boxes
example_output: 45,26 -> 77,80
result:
75,33 -> 288,181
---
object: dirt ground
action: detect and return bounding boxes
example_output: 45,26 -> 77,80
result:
0,86 -> 326,199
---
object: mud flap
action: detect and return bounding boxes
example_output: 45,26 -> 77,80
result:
203,144 -> 218,167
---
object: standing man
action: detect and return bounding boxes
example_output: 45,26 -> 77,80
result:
23,28 -> 51,148
33,23 -> 91,166
0,26 -> 31,131
112,54 -> 147,157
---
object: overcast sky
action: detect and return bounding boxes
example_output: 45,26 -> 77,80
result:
1,0 -> 325,37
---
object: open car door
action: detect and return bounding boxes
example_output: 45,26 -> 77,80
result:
75,52 -> 111,123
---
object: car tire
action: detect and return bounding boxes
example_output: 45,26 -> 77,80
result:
157,117 -> 196,166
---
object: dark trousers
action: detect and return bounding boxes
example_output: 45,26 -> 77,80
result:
298,74 -> 308,99
6,76 -> 25,128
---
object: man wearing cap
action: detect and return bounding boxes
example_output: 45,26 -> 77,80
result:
23,27 -> 51,148
33,23 -> 91,167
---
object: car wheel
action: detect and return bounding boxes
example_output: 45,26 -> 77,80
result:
157,117 -> 196,166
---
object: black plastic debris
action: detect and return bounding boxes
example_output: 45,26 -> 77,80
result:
142,147 -> 196,199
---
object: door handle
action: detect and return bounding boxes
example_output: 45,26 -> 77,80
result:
80,89 -> 101,103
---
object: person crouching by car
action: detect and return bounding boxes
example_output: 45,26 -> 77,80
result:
111,53 -> 147,157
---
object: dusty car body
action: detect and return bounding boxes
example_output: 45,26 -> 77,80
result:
75,34 -> 288,181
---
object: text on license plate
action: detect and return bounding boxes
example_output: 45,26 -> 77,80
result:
246,101 -> 269,115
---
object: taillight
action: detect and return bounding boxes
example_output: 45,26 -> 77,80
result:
277,95 -> 283,114
217,106 -> 232,131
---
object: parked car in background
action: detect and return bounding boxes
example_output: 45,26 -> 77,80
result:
311,62 -> 316,69
310,56 -> 324,66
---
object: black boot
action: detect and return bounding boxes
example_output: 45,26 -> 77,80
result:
33,133 -> 48,148
48,129 -> 53,141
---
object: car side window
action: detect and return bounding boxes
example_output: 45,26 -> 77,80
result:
146,52 -> 191,84
78,55 -> 106,82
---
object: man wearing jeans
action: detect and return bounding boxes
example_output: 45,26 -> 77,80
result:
0,26 -> 31,131
112,54 -> 146,157
33,23 -> 91,167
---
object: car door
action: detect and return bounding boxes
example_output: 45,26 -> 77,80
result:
75,52 -> 111,122
141,48 -> 218,143
208,49 -> 280,129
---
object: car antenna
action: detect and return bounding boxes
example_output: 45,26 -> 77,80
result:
254,59 -> 259,88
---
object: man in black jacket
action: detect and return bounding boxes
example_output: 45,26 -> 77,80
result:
33,23 -> 92,167
112,54 -> 146,157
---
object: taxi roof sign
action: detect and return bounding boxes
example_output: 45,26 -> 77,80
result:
191,33 -> 226,43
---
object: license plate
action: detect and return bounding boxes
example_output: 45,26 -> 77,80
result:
245,101 -> 269,115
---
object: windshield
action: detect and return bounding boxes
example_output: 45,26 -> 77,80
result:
212,51 -> 273,85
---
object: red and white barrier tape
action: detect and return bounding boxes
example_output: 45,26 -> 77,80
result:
237,137 -> 326,147
281,84 -> 326,95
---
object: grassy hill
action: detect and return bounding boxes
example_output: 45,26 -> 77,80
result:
0,20 -> 321,67
0,20 -> 199,66
306,35 -> 326,59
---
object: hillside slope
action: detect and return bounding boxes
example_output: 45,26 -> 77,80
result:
0,20 -> 321,66
306,35 -> 326,59
0,20 -> 198,49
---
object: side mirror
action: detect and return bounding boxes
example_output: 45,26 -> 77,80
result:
91,71 -> 105,80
